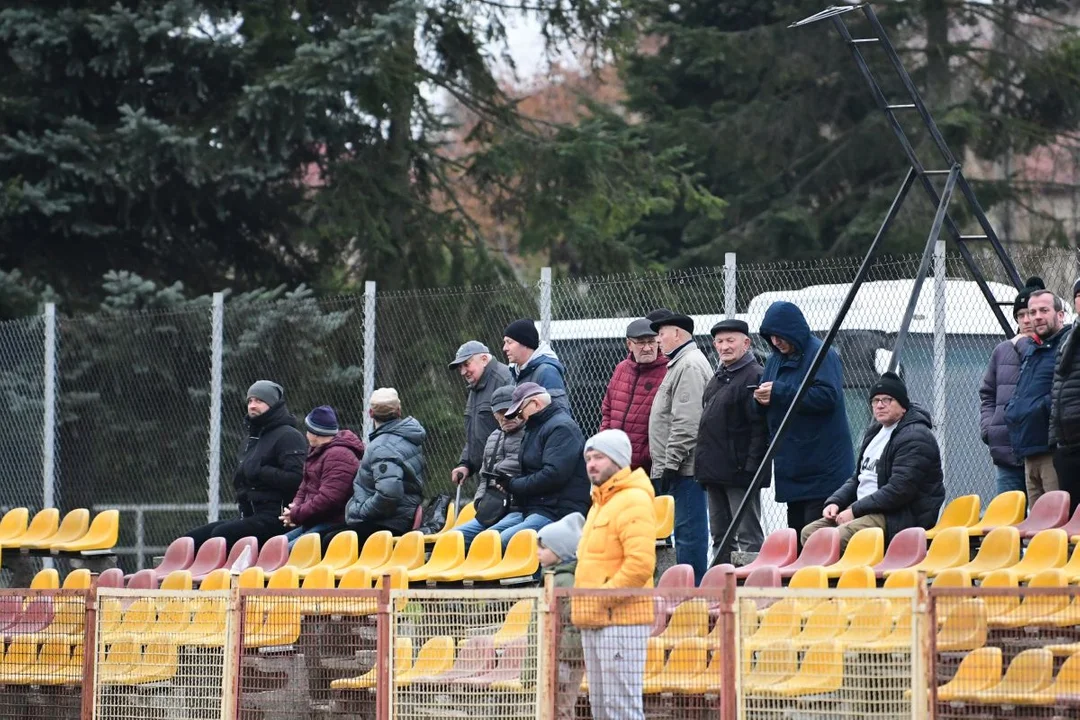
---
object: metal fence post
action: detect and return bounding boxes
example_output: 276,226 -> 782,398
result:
43,303 -> 57,509
724,253 -> 737,319
541,574 -> 557,720
80,588 -> 97,720
933,241 -> 947,477
375,579 -> 392,720
719,572 -> 738,720
207,291 -> 224,523
363,281 -> 377,440
539,267 -> 552,344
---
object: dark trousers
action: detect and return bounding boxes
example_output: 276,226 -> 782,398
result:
1054,447 -> 1080,514
786,499 -> 826,550
318,520 -> 402,555
185,512 -> 285,552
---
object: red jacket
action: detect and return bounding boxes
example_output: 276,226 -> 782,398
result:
290,429 -> 365,526
600,354 -> 669,472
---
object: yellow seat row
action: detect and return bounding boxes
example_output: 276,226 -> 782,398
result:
939,647 -> 1080,706
925,491 -> 1026,540
0,638 -> 83,685
0,508 -> 119,553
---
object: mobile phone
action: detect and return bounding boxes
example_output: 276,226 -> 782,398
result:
746,384 -> 759,391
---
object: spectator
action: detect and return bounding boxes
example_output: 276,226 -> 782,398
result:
800,372 -> 945,550
472,385 -> 525,509
318,388 -> 426,551
538,513 -> 587,720
697,319 -> 769,565
756,301 -> 855,536
1052,278 -> 1080,512
572,429 -> 656,720
185,381 -> 307,549
599,318 -> 668,474
455,382 -> 590,548
980,277 -> 1042,494
648,311 -> 712,584
503,318 -> 571,413
1006,289 -> 1070,502
281,406 -> 365,549
448,340 -> 513,493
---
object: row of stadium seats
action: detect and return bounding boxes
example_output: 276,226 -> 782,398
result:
0,508 -> 118,554
939,647 -> 1080,707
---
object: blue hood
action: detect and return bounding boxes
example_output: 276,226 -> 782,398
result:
760,301 -> 813,356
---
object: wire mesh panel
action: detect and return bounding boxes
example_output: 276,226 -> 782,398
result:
0,589 -> 87,720
931,582 -> 1080,719
736,586 -> 924,720
238,589 -> 383,720
0,315 -> 47,512
93,588 -> 233,720
386,588 -> 543,720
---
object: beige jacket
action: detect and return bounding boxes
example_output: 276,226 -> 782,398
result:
648,341 -> 712,478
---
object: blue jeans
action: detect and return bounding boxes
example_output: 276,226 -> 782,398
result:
284,522 -> 335,549
995,464 -> 1026,495
456,512 -> 553,551
665,475 -> 709,586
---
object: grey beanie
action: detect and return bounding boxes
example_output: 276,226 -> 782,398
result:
246,380 -> 284,406
538,513 -> 586,562
584,429 -> 633,470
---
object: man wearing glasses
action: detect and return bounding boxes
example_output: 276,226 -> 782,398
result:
599,318 -> 669,475
799,372 -> 945,552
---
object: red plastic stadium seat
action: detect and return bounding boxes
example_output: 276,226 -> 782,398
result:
224,536 -> 259,573
1060,503 -> 1080,541
254,535 -> 289,573
743,565 -> 782,589
701,564 -> 735,618
1015,491 -> 1070,539
187,537 -> 227,581
147,537 -> 195,580
413,635 -> 496,683
872,527 -> 928,579
126,569 -> 157,590
778,527 -> 840,579
734,529 -> 798,580
97,568 -> 125,589
4,598 -> 54,640
456,636 -> 527,688
0,597 -> 21,631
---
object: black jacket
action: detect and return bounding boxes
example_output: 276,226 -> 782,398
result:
827,403 -> 945,543
696,354 -> 770,488
508,405 -> 591,521
1051,326 -> 1080,449
233,402 -> 308,516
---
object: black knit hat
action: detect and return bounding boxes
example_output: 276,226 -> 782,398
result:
869,372 -> 910,410
1014,276 -> 1046,318
504,318 -> 539,350
1072,277 -> 1080,300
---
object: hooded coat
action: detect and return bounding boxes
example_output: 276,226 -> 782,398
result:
232,402 -> 308,516
600,353 -> 668,472
979,338 -> 1028,467
345,416 -> 426,533
825,403 -> 945,543
512,342 -> 571,414
291,430 -> 365,527
759,301 -> 855,504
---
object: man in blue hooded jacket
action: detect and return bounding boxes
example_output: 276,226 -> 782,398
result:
754,301 -> 855,536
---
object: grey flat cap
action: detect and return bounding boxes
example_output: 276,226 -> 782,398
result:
448,340 -> 490,368
626,318 -> 657,339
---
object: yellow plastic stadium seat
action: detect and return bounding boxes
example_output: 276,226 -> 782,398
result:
891,526 -> 968,578
116,642 -> 179,685
0,638 -> 38,683
932,568 -> 973,625
61,568 -> 92,590
1018,650 -> 1080,705
971,648 -> 1053,705
1041,595 -> 1080,628
423,503 -> 456,543
836,565 -> 875,590
453,502 -> 476,528
989,568 -> 1068,629
1059,541 -> 1080,583
656,598 -> 709,650
492,599 -> 535,649
52,509 -> 118,552
749,640 -> 844,697
96,640 -> 140,685
338,567 -> 371,589
182,599 -> 228,647
302,531 -> 356,577
301,564 -> 335,590
937,598 -> 987,652
967,491 -> 1026,538
144,598 -> 193,642
375,566 -> 408,590
160,570 -> 193,591
789,565 -> 829,615
654,495 -> 675,541
643,637 -> 707,694
267,565 -> 300,589
332,637 -> 412,690
743,598 -> 802,653
369,531 -> 425,577
936,646 -> 1002,703
30,640 -> 83,686
98,598 -> 123,637
200,568 -> 234,591
880,568 -> 919,621
3,508 -> 58,549
743,640 -> 798,692
954,526 -> 1019,577
849,611 -> 912,652
0,508 -> 28,544
245,599 -> 301,648
25,509 -> 89,550
104,598 -> 157,643
836,598 -> 891,647
426,529 -> 501,583
468,529 -> 539,583
30,568 -> 59,590
33,595 -> 86,644
926,495 -> 980,540
980,568 -> 1021,620
823,528 -> 884,578
296,564 -> 336,614
410,531 -> 465,583
792,601 -> 844,649
237,567 -> 265,589
997,529 -> 1069,581
284,533 -> 322,573
395,636 -> 455,687
670,644 -> 722,695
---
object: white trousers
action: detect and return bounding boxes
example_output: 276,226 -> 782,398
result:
580,624 -> 650,720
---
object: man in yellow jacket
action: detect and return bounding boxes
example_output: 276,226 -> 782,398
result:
572,429 -> 656,720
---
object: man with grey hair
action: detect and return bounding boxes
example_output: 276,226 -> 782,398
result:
184,380 -> 308,549
448,340 -> 512,492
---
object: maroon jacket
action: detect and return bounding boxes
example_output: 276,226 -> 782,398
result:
290,429 -> 365,526
600,353 -> 669,472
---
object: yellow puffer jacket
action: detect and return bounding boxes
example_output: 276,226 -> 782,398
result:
571,467 -> 657,628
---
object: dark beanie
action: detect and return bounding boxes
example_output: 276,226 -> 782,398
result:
305,406 -> 339,436
1014,276 -> 1046,318
869,372 -> 910,410
504,319 -> 539,350
1072,277 -> 1080,300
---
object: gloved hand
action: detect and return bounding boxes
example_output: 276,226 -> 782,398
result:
659,468 -> 680,494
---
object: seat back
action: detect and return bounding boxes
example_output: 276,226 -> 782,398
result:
266,566 -> 300,589
1017,529 -> 1069,573
749,640 -> 798,685
882,569 -> 918,589
753,529 -> 798,567
875,526 -> 927,572
921,526 -> 969,570
41,509 -> 90,548
126,569 -> 156,590
700,563 -> 735,589
836,565 -> 875,589
663,637 -> 708,678
497,529 -> 538,575
62,568 -> 92,590
997,648 -> 1053,693
300,564 -> 335,590
410,636 -> 455,677
96,568 -> 125,589
657,564 -> 695,589
254,535 -> 289,572
0,508 -> 28,542
835,527 -> 884,567
456,530 -> 501,575
356,531 -> 394,569
968,526 -> 1020,569
160,570 -> 193,591
225,536 -> 259,573
929,495 -> 980,537
188,537 -> 228,576
155,537 -> 195,575
72,509 -> 119,550
1017,490 -> 1070,536
937,598 -> 987,652
237,567 -> 265,589
199,568 -> 232,591
30,568 -> 59,590
321,532 -> 359,570
973,491 -> 1026,533
492,599 -> 535,648
789,565 -> 828,590
1052,650 -> 1080,692
942,647 -> 1001,694
383,532 -> 424,571
419,531 -> 464,576
654,496 -> 675,540
285,533 -> 322,570
14,509 -> 59,546
659,599 -> 708,643
793,640 -> 843,691
453,502 -> 476,528
783,527 -> 840,574
980,568 -> 1021,618
743,565 -> 781,589
339,567 -> 371,589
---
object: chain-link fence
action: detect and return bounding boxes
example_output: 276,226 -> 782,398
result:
1,247 -> 1079,571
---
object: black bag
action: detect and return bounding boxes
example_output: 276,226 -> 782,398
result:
475,472 -> 512,527
418,494 -> 451,535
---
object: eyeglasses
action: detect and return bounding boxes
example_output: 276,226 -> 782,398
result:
629,338 -> 657,347
871,397 -> 894,407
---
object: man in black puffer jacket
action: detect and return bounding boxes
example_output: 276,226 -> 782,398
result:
800,372 -> 944,550
185,380 -> 308,550
1052,278 -> 1080,512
